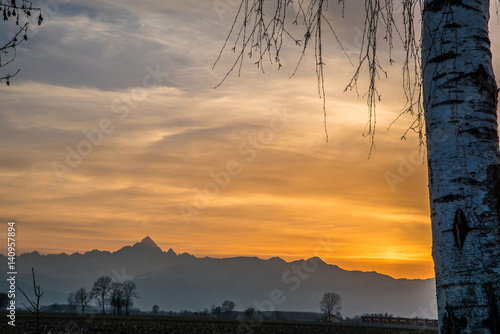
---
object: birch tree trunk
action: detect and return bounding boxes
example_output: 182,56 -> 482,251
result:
423,0 -> 500,332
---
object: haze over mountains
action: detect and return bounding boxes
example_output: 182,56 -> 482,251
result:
1,237 -> 437,318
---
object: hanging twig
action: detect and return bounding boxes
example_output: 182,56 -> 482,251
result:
214,0 -> 425,151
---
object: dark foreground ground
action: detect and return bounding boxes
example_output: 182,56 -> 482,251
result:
0,315 -> 438,334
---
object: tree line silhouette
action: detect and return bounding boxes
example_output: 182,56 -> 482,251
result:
67,275 -> 138,316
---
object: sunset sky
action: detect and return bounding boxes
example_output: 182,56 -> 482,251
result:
1,0 -> 499,280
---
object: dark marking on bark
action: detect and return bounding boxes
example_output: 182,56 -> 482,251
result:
434,194 -> 466,204
453,208 -> 469,249
432,99 -> 465,108
432,72 -> 447,82
473,35 -> 491,46
451,178 -> 481,186
441,304 -> 467,334
425,0 -> 480,13
482,283 -> 500,333
428,159 -> 434,184
475,64 -> 498,96
495,165 -> 500,226
439,71 -> 469,87
440,282 -> 479,289
434,62 -> 497,98
428,52 -> 459,64
478,45 -> 493,58
476,108 -> 498,117
486,164 -> 500,227
459,127 -> 498,141
444,22 -> 461,29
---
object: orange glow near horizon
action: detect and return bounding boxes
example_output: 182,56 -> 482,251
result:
2,101 -> 435,279
0,78 -> 436,279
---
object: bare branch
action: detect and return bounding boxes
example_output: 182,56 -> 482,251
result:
18,268 -> 44,333
215,0 -> 425,151
0,0 -> 42,85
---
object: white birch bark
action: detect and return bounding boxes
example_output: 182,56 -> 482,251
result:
423,0 -> 500,332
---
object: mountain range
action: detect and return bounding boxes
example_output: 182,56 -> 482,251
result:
1,236 -> 437,318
